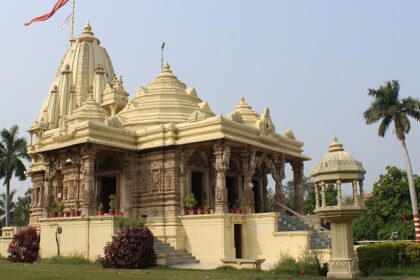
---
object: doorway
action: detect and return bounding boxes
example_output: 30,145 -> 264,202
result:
234,224 -> 242,258
191,172 -> 203,208
100,177 -> 116,213
226,176 -> 237,208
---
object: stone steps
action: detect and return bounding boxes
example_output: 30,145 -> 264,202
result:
153,239 -> 200,266
278,215 -> 331,249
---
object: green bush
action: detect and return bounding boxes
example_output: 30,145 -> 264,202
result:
357,242 -> 420,275
272,251 -> 328,276
42,256 -> 93,265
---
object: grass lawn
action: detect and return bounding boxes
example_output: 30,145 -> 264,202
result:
0,259 -> 420,280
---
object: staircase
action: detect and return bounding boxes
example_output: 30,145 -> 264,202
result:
153,239 -> 200,266
278,215 -> 331,249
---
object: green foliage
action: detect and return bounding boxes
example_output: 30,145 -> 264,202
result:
303,184 -> 337,215
0,125 -> 29,227
272,250 -> 328,276
42,256 -> 93,265
116,217 -> 145,229
12,188 -> 31,226
357,242 -> 420,275
108,194 -> 116,209
184,193 -> 197,209
364,80 -> 420,140
353,166 -> 420,241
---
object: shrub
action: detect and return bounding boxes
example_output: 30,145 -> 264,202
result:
100,227 -> 156,268
272,254 -> 299,275
42,255 -> 93,265
7,226 -> 40,263
115,217 -> 145,229
272,250 -> 328,276
357,242 -> 420,275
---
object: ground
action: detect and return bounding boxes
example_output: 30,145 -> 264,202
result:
0,259 -> 419,280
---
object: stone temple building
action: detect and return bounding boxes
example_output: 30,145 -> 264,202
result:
23,23 -> 327,266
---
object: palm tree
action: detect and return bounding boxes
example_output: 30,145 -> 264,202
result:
364,80 -> 420,240
0,125 -> 29,226
0,189 -> 17,227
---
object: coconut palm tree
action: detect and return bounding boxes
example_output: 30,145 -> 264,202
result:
0,125 -> 29,226
364,80 -> 420,240
0,189 -> 17,227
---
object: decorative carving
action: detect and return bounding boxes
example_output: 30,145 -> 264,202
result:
188,151 -> 207,167
105,116 -> 122,127
282,129 -> 295,139
258,107 -> 276,136
150,160 -> 163,193
222,145 -> 230,170
188,110 -> 206,122
228,111 -> 244,123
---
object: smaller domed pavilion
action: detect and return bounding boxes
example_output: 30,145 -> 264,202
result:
311,137 -> 366,279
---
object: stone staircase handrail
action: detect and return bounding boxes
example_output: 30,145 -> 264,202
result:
275,202 -> 330,232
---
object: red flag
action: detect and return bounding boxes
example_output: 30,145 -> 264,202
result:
25,0 -> 70,26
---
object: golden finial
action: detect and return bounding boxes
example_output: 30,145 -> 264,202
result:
163,62 -> 171,71
84,21 -> 92,32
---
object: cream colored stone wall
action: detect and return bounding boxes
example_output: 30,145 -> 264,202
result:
39,216 -> 115,260
243,213 -> 310,265
180,213 -> 313,266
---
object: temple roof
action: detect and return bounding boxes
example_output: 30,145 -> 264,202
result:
28,24 -> 309,163
117,63 -> 214,129
34,22 -> 127,131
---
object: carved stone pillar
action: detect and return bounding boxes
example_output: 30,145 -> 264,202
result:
337,180 -> 343,207
121,152 -> 135,216
291,160 -> 304,214
42,156 -> 53,218
315,183 -> 320,209
214,144 -> 229,214
81,148 -> 96,216
272,155 -> 285,212
241,151 -> 255,214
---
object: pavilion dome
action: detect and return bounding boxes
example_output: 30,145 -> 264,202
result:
311,137 -> 365,182
117,63 -> 214,129
35,22 -> 127,130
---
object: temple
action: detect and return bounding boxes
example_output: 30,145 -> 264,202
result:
24,23 -> 324,266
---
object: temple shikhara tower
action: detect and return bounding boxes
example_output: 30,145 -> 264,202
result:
23,23 -> 331,266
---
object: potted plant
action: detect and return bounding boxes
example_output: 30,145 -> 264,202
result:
235,199 -> 244,214
98,203 -> 104,216
202,200 -> 211,214
57,202 -> 65,217
109,194 -> 116,215
70,206 -> 75,217
64,209 -> 71,217
75,199 -> 81,216
49,202 -> 59,218
184,193 -> 197,215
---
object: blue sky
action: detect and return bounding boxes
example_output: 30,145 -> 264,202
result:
1,0 -> 419,196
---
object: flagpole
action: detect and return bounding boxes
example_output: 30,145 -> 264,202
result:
70,0 -> 75,41
161,42 -> 165,70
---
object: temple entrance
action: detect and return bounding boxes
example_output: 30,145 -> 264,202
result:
100,177 -> 116,213
191,172 -> 203,208
226,176 -> 237,209
234,224 -> 242,258
252,179 -> 261,213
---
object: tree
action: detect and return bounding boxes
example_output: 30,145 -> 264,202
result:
0,125 -> 29,226
363,80 -> 420,240
353,166 -> 420,241
12,188 -> 31,226
303,184 -> 337,215
0,189 -> 17,227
